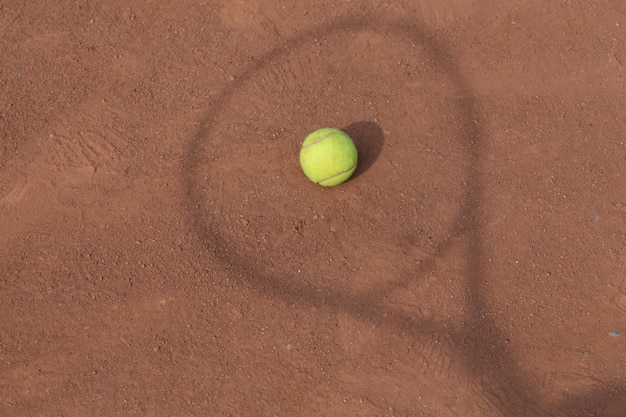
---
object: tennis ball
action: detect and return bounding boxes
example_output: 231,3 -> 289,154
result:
299,128 -> 358,187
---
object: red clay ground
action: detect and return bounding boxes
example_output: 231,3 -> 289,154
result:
1,1 -> 625,416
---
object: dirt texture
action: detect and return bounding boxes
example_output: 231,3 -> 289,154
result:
1,1 -> 626,416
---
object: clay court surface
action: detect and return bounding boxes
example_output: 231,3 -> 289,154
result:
1,1 -> 625,416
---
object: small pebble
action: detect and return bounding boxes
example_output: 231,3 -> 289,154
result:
591,214 -> 600,222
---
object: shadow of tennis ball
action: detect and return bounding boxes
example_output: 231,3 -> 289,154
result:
341,121 -> 385,180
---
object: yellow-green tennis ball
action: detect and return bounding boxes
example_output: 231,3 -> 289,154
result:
299,128 -> 358,187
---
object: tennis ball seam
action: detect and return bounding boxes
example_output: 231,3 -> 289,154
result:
301,131 -> 337,149
317,161 -> 357,185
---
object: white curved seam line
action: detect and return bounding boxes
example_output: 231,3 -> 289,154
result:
301,132 -> 337,149
318,162 -> 357,184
